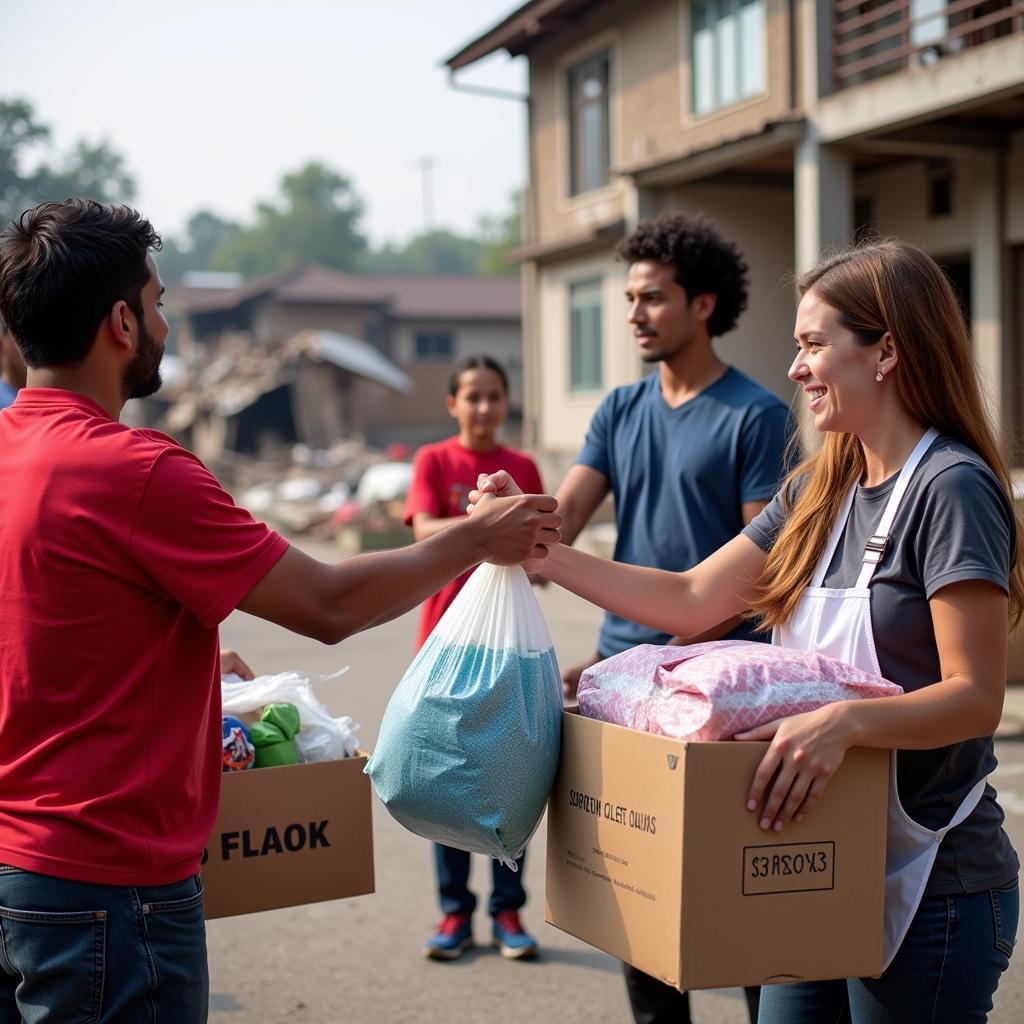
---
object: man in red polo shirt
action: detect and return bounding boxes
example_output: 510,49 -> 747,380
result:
0,199 -> 560,1023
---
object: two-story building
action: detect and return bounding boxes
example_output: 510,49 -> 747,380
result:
447,1 -> 1024,475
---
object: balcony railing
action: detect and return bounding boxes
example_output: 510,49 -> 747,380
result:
834,0 -> 1024,90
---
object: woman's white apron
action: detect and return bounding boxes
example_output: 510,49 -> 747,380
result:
773,428 -> 986,971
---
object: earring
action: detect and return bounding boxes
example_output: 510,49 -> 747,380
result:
875,371 -> 883,382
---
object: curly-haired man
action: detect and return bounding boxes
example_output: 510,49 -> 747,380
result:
555,212 -> 790,1024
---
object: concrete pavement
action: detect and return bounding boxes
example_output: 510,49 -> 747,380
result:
998,681 -> 1024,738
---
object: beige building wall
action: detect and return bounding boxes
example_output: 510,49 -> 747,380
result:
527,0 -> 795,250
657,182 -> 797,402
857,161 -> 974,258
536,249 -> 633,456
384,321 -> 524,439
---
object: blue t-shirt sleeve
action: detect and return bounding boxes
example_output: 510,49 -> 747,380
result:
913,460 -> 1014,599
737,403 -> 791,504
575,393 -> 614,478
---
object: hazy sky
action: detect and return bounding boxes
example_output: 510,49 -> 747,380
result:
0,0 -> 528,247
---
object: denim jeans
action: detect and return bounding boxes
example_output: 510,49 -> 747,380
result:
434,843 -> 526,917
757,881 -> 1019,1024
0,865 -> 208,1024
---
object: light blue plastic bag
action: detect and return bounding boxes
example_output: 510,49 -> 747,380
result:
366,563 -> 562,868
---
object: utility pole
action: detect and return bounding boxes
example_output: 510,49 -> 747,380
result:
416,157 -> 436,272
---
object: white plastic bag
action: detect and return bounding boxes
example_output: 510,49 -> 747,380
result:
221,669 -> 360,761
366,563 -> 563,868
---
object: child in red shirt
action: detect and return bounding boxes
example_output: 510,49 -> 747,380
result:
403,355 -> 544,962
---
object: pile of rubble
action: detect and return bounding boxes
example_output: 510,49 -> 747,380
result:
214,440 -> 414,547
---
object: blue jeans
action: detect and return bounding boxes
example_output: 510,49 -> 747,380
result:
434,843 -> 526,917
0,865 -> 208,1024
757,881 -> 1019,1024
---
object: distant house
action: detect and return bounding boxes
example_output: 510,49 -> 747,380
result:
446,1 -> 1024,471
363,273 -> 524,440
172,264 -> 523,456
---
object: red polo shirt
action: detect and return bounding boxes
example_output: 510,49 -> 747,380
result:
0,389 -> 288,885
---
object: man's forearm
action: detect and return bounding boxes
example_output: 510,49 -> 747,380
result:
321,518 -> 488,637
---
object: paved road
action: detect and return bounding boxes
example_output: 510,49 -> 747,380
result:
209,539 -> 1023,1024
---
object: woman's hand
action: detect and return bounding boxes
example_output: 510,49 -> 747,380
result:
468,470 -> 523,511
468,471 -> 550,572
736,702 -> 856,831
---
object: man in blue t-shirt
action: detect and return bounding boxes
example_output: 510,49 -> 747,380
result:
555,212 -> 790,1024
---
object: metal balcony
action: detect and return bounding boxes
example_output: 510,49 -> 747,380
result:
833,0 -> 1024,90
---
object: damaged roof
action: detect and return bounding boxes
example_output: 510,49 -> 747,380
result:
290,330 -> 413,394
164,327 -> 412,430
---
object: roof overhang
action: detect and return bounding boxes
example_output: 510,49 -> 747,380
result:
625,118 -> 806,189
445,0 -> 597,70
509,217 -> 625,265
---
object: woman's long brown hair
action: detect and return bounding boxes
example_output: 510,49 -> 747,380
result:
751,240 -> 1024,631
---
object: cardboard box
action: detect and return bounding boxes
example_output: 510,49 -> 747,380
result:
545,709 -> 888,990
202,755 -> 374,919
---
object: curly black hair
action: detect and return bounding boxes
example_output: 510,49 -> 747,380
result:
615,213 -> 748,338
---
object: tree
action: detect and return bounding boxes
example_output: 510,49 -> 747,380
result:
359,193 -> 522,277
157,210 -> 242,288
362,229 -> 484,274
0,99 -> 49,222
477,192 -> 521,277
0,98 -> 135,225
209,162 -> 367,278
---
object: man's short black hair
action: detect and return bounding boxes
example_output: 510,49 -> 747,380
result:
0,199 -> 161,368
615,213 -> 748,338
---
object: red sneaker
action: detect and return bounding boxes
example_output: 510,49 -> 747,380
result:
424,913 -> 473,961
491,910 -> 539,960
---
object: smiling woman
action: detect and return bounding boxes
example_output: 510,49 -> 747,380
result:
483,238 -> 1022,1024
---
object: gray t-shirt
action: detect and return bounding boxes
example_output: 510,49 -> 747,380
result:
743,436 -> 1019,896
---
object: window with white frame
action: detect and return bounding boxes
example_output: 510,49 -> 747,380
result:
692,0 -> 766,116
569,279 -> 603,392
568,51 -> 611,196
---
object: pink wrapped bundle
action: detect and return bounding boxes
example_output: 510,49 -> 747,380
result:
578,640 -> 903,741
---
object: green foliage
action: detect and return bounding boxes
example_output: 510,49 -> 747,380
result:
360,193 -> 521,277
362,229 -> 484,274
0,98 -> 135,225
157,210 -> 242,287
0,97 -> 521,285
208,162 -> 366,279
477,193 -> 521,277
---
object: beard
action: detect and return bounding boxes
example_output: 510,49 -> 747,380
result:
122,320 -> 164,401
638,337 -> 674,364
